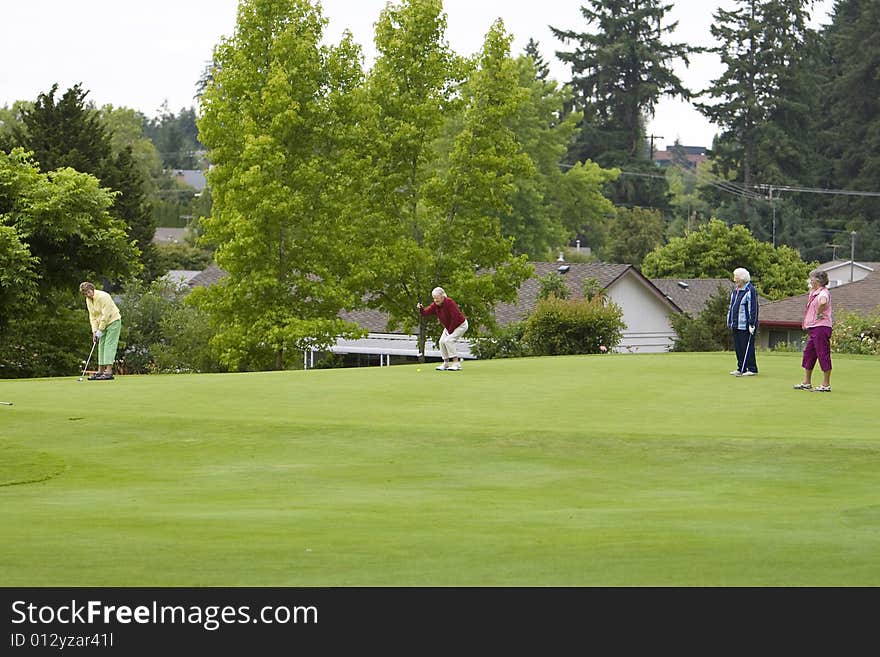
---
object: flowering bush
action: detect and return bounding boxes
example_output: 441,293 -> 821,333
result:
830,307 -> 880,355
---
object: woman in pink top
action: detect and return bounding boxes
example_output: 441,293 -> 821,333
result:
793,269 -> 833,392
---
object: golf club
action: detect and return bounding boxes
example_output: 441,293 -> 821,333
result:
0,401 -> 13,406
78,339 -> 98,382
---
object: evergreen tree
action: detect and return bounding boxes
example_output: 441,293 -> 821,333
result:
14,84 -> 156,282
502,55 -> 617,258
695,0 -> 819,248
551,0 -> 695,208
523,38 -> 550,81
143,103 -> 203,170
814,0 -> 880,258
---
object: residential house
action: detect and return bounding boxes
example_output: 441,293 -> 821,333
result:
652,145 -> 708,169
650,278 -> 731,317
185,262 -> 760,365
332,262 -> 684,361
814,260 -> 878,288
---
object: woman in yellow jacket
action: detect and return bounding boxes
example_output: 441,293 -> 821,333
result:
79,281 -> 122,380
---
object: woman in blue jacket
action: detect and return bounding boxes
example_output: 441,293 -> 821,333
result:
726,267 -> 759,376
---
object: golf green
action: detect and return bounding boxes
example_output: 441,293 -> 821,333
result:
1,351 -> 877,586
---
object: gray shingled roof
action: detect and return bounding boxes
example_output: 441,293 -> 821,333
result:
760,272 -> 880,327
186,261 -> 682,331
650,279 -> 731,316
188,263 -> 227,289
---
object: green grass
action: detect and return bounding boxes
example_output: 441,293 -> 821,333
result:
1,351 -> 878,586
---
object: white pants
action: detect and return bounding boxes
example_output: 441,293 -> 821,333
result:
439,320 -> 468,360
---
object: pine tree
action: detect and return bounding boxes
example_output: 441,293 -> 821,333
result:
551,0 -> 695,208
814,0 -> 880,258
14,84 -> 155,282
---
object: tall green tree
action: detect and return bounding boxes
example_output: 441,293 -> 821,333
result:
523,38 -> 550,81
695,0 -> 819,243
813,0 -> 880,259
0,148 -> 140,377
13,84 -> 157,281
195,0 -> 367,371
358,2 -> 534,356
640,218 -> 814,299
142,103 -> 203,169
601,206 -> 665,266
502,55 -> 617,258
551,0 -> 695,208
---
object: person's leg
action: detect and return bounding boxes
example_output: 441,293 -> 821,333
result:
100,320 -> 121,377
437,329 -> 451,369
800,331 -> 818,386
446,321 -> 468,368
732,330 -> 747,373
815,326 -> 832,388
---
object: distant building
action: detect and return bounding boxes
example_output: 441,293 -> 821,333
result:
172,169 -> 207,192
653,145 -> 708,169
152,227 -> 188,244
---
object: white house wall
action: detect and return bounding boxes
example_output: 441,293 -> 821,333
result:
606,274 -> 676,353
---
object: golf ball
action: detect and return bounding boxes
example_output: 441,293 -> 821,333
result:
416,368 -> 421,372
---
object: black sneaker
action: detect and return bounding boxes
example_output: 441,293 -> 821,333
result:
87,373 -> 102,380
97,373 -> 114,380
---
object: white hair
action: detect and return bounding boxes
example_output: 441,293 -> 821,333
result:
432,287 -> 446,297
733,268 -> 751,283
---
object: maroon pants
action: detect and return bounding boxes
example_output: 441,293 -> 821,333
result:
802,325 -> 832,372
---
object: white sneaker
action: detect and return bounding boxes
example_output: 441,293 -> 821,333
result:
741,371 -> 756,377
448,363 -> 461,371
435,364 -> 448,371
729,370 -> 741,375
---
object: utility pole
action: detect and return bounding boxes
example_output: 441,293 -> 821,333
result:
850,231 -> 857,282
647,134 -> 664,162
769,185 -> 776,248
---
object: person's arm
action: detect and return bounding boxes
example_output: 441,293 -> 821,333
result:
748,287 -> 758,334
417,302 -> 437,316
816,291 -> 828,319
86,298 -> 99,334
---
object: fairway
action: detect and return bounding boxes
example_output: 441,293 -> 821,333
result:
1,351 -> 878,586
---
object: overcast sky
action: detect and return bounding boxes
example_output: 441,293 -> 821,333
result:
2,0 -> 834,149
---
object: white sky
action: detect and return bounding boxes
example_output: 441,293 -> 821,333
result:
1,0 -> 834,149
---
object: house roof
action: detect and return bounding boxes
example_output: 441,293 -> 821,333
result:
817,260 -> 879,272
188,263 -> 227,288
185,260 -> 682,330
760,272 -> 880,327
650,278 -> 730,316
152,227 -> 187,244
165,270 -> 202,285
491,262 -> 681,326
173,169 -> 207,191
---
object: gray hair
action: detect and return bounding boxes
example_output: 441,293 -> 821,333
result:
431,287 -> 446,298
810,269 -> 829,287
733,268 -> 751,283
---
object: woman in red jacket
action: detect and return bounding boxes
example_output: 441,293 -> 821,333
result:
417,287 -> 469,371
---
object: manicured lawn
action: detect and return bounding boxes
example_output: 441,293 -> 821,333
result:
1,351 -> 878,586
